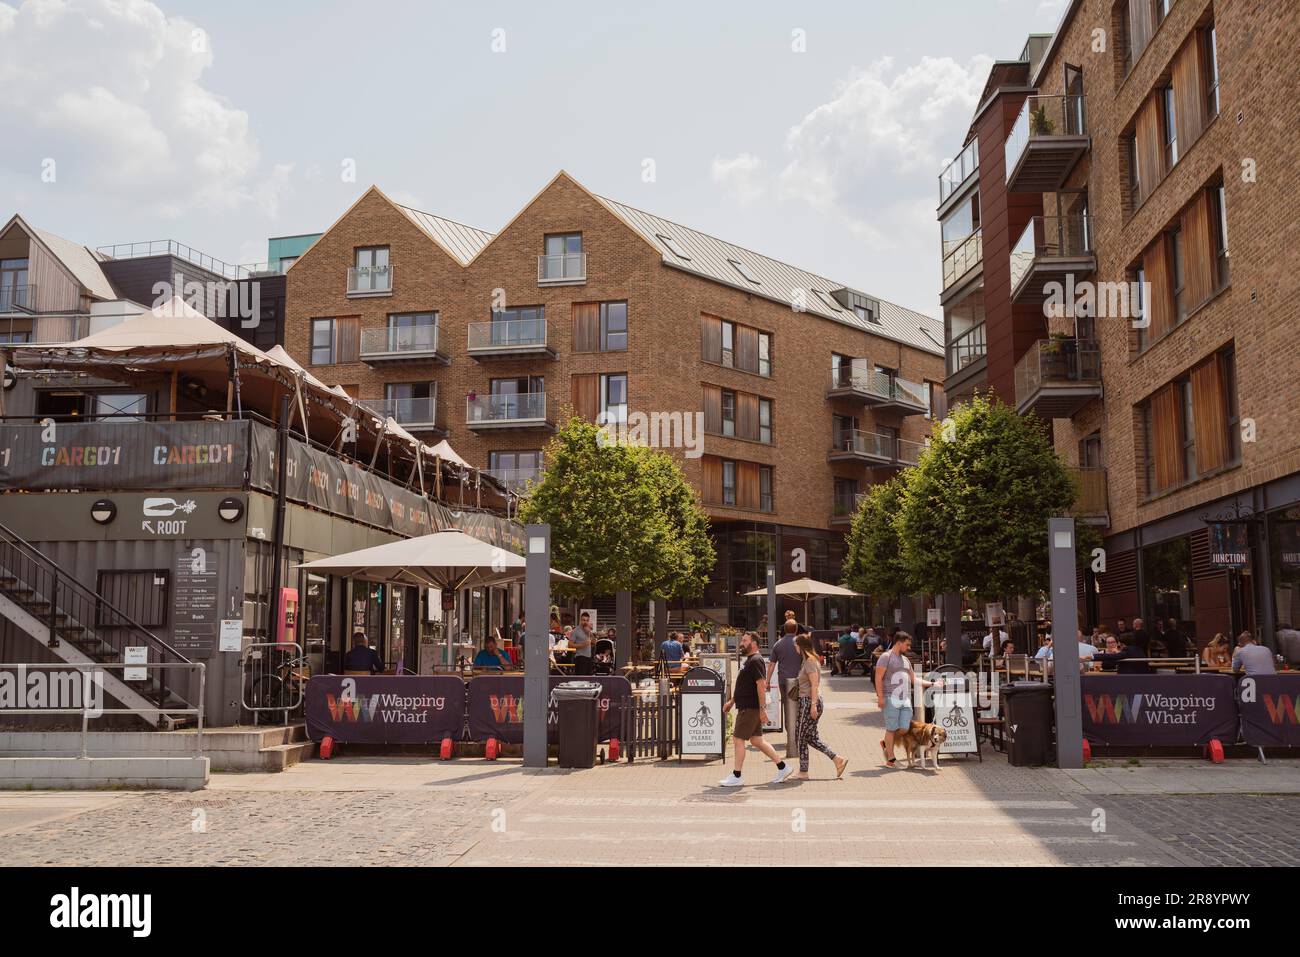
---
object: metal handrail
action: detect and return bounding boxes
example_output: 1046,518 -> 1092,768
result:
1005,93 -> 1088,182
96,240 -> 249,280
467,392 -> 547,423
828,365 -> 928,407
538,252 -> 586,283
0,661 -> 204,756
939,139 -> 979,202
241,642 -> 306,726
947,322 -> 987,374
347,264 -> 393,294
360,322 -> 440,356
833,429 -> 894,459
467,318 -> 548,350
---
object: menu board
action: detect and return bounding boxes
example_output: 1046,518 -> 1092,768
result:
172,546 -> 219,656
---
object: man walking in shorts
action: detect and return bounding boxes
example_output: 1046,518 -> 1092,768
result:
720,631 -> 793,786
874,631 -> 933,768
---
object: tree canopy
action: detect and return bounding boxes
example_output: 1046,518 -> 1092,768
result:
843,476 -> 915,600
518,416 -> 715,600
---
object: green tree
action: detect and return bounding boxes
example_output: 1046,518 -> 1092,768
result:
518,416 -> 714,600
896,392 -> 1092,600
844,477 -> 916,600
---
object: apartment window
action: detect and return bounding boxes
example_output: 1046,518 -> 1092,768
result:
1144,350 -> 1238,496
0,257 -> 28,310
1180,378 -> 1197,482
814,290 -> 842,313
759,465 -> 774,513
600,373 -> 627,424
1169,226 -> 1187,323
721,321 -> 735,368
94,393 -> 147,421
1127,135 -> 1142,211
852,303 -> 876,324
96,570 -> 169,629
941,194 -> 981,257
1079,432 -> 1104,468
720,389 -> 736,437
352,246 -> 390,292
489,449 -> 542,483
1162,86 -> 1178,168
722,460 -> 737,506
542,233 -> 583,282
385,382 -> 436,422
656,233 -> 691,260
599,301 -> 627,351
834,414 -> 857,449
490,375 -> 544,396
386,312 -> 438,351
0,330 -> 30,344
1213,184 -> 1230,289
310,317 -> 359,365
1222,349 -> 1240,462
1134,265 -> 1147,345
757,332 -> 772,376
1204,23 -> 1220,118
494,304 -> 543,324
727,258 -> 760,285
758,398 -> 773,444
834,477 -> 859,515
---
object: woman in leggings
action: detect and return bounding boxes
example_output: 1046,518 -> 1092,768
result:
792,633 -> 848,780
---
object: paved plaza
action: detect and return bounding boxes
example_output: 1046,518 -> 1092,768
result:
2,673 -> 1297,867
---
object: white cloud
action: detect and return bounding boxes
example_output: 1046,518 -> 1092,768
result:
777,55 -> 993,226
0,0 -> 279,218
710,152 -> 765,205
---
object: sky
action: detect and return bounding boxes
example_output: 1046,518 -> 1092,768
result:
0,0 -> 1070,316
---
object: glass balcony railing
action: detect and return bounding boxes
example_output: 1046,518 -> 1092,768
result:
466,392 -> 548,425
1005,93 -> 1088,188
829,365 -> 929,409
896,438 -> 925,466
831,492 -> 866,520
942,228 -> 982,290
467,318 -> 548,352
833,429 -> 895,460
538,252 -> 586,284
0,284 -> 36,313
484,467 -> 543,492
360,323 -> 440,358
946,322 -> 987,375
1014,338 -> 1102,414
360,395 -> 438,427
347,264 -> 392,295
939,139 -> 979,202
1009,214 -> 1095,295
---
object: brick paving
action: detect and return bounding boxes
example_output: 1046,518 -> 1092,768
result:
1,671 -> 1296,866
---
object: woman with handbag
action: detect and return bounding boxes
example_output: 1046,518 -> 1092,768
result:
792,633 -> 848,780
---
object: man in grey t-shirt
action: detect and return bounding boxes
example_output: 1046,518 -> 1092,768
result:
570,611 -> 595,676
1232,632 -> 1276,675
767,621 -> 804,755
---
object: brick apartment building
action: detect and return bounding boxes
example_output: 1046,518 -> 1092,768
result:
283,172 -> 945,627
937,0 -> 1300,652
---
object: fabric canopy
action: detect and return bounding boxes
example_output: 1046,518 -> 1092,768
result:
298,529 -> 579,589
743,578 -> 861,600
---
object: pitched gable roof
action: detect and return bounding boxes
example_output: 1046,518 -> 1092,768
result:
592,195 -> 942,355
1,215 -> 117,301
394,204 -> 494,265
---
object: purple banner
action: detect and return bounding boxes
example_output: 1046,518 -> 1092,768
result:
466,675 -> 630,745
304,675 -> 465,744
1082,674 -> 1238,747
1237,674 -> 1300,748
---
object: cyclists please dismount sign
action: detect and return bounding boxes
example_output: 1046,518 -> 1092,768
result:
680,666 -> 726,757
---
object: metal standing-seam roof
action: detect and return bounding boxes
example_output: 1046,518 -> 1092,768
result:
594,195 -> 943,356
28,224 -> 118,301
395,204 -> 495,266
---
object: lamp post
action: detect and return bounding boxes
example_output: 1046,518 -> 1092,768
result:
1049,517 -> 1083,769
523,524 -> 551,769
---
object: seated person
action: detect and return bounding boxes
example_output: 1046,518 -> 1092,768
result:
1202,633 -> 1232,668
473,636 -> 512,670
343,631 -> 385,674
1232,631 -> 1276,675
835,629 -> 862,673
1093,634 -> 1152,674
1034,635 -> 1054,660
659,631 -> 685,665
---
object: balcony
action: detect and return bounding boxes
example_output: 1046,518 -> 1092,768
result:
830,429 -> 896,466
941,228 -> 982,292
1005,94 -> 1089,193
0,284 -> 36,314
1014,338 -> 1102,419
938,139 -> 979,204
896,438 -> 925,467
946,322 -> 987,377
465,392 -> 553,432
827,365 -> 929,415
359,324 -> 449,365
1009,215 -> 1096,306
829,492 -> 865,527
484,467 -> 543,494
537,252 -> 586,285
1069,466 -> 1109,526
359,395 -> 443,433
347,265 -> 392,297
466,318 -> 555,360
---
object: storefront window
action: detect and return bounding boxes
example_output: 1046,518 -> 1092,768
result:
1141,537 -> 1194,632
1268,510 -> 1300,636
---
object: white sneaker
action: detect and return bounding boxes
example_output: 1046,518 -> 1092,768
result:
772,764 -> 794,784
719,774 -> 745,787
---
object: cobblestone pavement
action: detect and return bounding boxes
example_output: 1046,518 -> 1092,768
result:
1,672 -> 1297,866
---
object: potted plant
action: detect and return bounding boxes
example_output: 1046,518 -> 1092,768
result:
1030,105 -> 1055,136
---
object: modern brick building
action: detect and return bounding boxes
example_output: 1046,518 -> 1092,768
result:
937,0 -> 1300,654
284,173 -> 945,627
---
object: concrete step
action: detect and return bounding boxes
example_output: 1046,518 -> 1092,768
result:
258,741 -> 314,771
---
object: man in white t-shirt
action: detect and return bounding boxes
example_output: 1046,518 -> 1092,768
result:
982,627 -> 1008,657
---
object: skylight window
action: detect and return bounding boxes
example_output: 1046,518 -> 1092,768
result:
814,290 -> 842,312
727,258 -> 760,285
656,233 -> 691,261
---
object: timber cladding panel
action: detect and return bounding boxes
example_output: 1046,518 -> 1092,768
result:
283,174 -> 944,533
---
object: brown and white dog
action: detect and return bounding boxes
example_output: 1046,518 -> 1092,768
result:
894,721 -> 948,770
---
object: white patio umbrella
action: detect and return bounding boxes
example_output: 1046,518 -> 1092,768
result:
298,529 -> 580,666
744,577 -> 862,629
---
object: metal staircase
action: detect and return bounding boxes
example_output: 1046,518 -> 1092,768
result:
0,521 -> 196,729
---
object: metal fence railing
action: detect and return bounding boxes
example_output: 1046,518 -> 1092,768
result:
241,642 -> 307,726
0,661 -> 205,755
